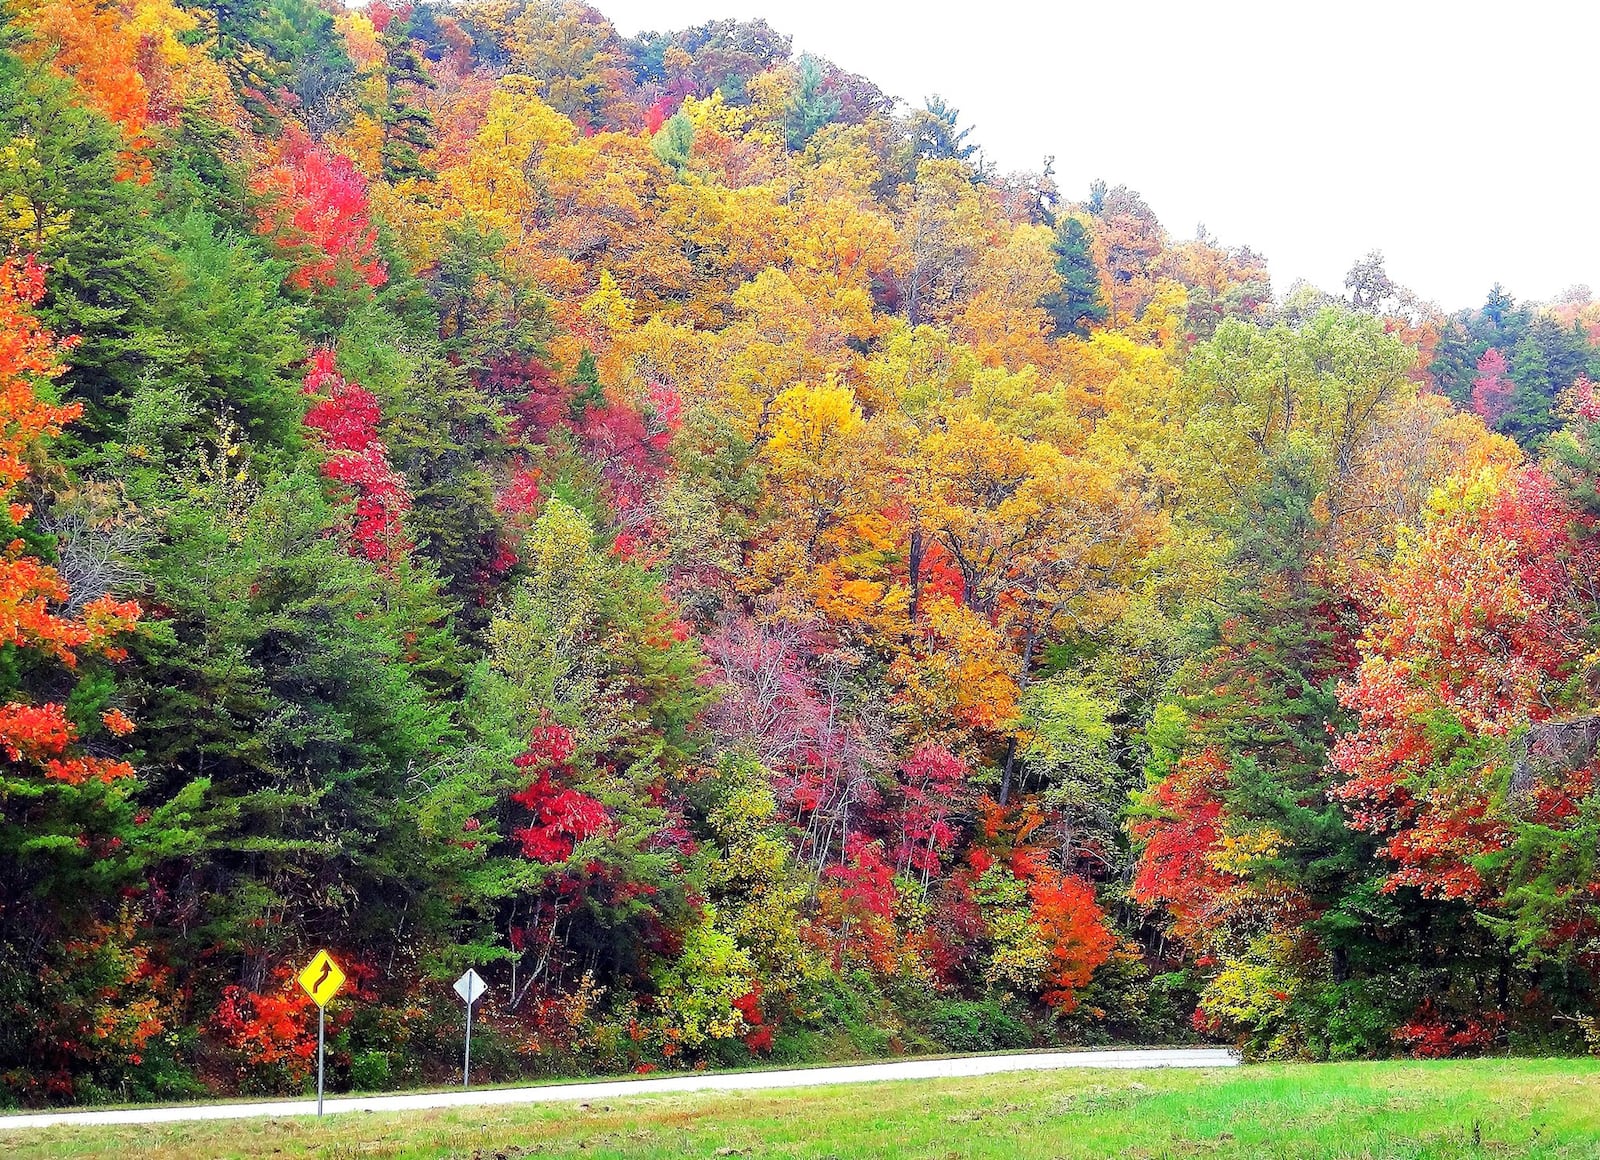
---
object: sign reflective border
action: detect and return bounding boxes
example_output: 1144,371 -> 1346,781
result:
298,949 -> 347,1008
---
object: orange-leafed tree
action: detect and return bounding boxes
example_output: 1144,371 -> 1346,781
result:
1027,865 -> 1116,1012
11,0 -> 153,179
0,256 -> 149,1097
1,256 -> 142,767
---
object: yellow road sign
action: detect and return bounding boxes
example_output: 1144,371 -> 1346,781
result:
297,950 -> 346,1008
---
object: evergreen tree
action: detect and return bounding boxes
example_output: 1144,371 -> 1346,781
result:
1481,282 -> 1522,334
781,55 -> 840,150
429,217 -> 551,370
907,94 -> 977,163
194,0 -> 351,130
119,423 -> 471,981
0,54 -> 163,425
1427,319 -> 1476,407
380,7 -> 438,183
1042,217 -> 1106,337
332,297 -> 509,626
1157,450 -> 1422,1054
150,208 -> 308,450
569,348 -> 604,420
1226,466 -> 1368,878
1499,317 -> 1593,447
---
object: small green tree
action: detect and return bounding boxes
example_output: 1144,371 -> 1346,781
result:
1042,217 -> 1106,337
782,56 -> 840,150
651,111 -> 695,178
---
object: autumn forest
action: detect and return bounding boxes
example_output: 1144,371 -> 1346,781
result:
3,0 -> 1600,1106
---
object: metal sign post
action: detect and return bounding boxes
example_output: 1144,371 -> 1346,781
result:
297,950 -> 347,1117
453,969 -> 487,1088
316,1004 -> 326,1116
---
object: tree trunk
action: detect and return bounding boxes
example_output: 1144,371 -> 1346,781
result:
908,527 -> 925,622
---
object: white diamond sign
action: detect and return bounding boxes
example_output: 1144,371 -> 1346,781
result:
454,968 -> 487,1088
454,968 -> 486,1006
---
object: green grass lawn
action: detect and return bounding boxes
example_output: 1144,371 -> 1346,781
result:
6,1058 -> 1600,1159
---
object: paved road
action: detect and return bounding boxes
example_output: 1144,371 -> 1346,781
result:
0,1048 -> 1237,1131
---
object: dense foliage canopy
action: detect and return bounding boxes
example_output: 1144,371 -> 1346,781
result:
3,0 -> 1600,1104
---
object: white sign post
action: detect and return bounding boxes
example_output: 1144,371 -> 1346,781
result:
454,969 -> 487,1088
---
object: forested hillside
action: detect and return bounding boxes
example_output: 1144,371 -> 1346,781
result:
4,0 -> 1600,1105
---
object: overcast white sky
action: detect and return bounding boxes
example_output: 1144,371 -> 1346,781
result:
596,0 -> 1599,310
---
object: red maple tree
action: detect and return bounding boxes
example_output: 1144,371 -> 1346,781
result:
301,350 -> 414,568
254,130 -> 388,292
509,722 -> 609,863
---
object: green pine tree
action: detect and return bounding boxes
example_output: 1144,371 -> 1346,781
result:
569,348 -> 605,420
1042,217 -> 1106,337
782,56 -> 840,150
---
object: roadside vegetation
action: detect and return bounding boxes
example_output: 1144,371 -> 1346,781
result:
8,1058 -> 1600,1159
